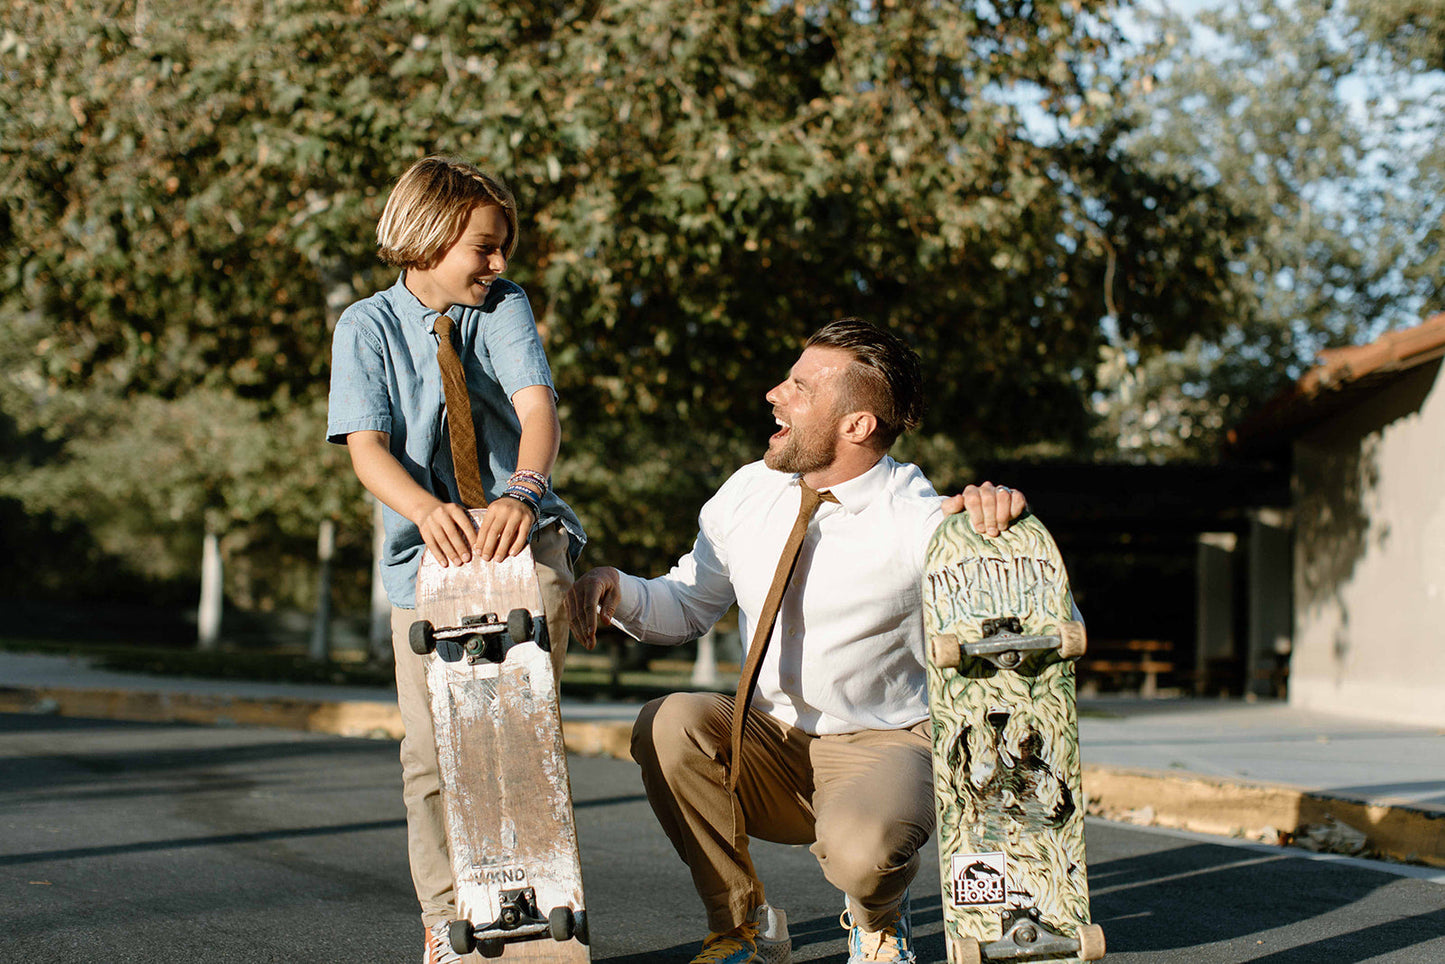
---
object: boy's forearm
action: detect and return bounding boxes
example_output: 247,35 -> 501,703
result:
512,386 -> 561,479
516,412 -> 560,477
346,432 -> 446,526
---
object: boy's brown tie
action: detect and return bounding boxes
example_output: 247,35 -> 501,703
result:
726,482 -> 838,791
433,314 -> 488,509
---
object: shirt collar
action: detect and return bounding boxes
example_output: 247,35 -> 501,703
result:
794,456 -> 891,514
388,271 -> 448,332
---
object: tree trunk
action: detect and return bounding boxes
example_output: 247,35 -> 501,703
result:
309,518 -> 336,661
691,627 -> 719,688
369,496 -> 393,665
197,527 -> 223,651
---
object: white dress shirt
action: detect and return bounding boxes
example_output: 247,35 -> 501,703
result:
611,456 -> 946,735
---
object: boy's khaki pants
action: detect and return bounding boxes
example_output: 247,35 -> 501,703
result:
390,521 -> 574,929
630,690 -> 935,935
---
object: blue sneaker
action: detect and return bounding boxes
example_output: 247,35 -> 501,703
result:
692,920 -> 759,964
840,891 -> 914,963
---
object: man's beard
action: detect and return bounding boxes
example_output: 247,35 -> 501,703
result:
764,422 -> 836,475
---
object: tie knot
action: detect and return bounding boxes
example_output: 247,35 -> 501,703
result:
433,314 -> 454,338
799,482 -> 838,513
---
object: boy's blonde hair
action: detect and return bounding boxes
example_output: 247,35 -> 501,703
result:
376,156 -> 519,269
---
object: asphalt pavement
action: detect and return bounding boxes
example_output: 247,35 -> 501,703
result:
1,650 -> 1443,869
3,713 -> 1443,963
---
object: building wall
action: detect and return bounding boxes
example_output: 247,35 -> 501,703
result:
1290,361 -> 1445,726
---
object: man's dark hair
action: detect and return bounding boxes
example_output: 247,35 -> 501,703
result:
805,318 -> 924,450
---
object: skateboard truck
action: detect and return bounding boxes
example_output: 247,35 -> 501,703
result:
408,608 -> 548,663
449,887 -> 589,956
932,618 -> 1087,671
951,908 -> 1106,963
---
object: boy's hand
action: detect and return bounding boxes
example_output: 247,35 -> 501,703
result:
475,497 -> 535,563
417,502 -> 479,567
566,567 -> 621,651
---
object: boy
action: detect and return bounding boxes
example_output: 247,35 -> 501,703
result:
327,156 -> 585,964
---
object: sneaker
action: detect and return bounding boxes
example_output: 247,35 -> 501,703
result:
691,921 -> 759,964
423,921 -> 465,964
839,891 -> 915,964
752,902 -> 792,964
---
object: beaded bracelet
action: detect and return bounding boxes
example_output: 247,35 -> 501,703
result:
508,469 -> 550,494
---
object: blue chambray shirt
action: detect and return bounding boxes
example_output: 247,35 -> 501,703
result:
326,273 -> 586,608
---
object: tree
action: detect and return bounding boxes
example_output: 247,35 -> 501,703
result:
1352,0 -> 1445,71
2,0 -> 1252,600
1094,0 -> 1445,460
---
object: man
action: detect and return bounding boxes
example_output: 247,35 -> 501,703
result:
567,319 -> 1026,964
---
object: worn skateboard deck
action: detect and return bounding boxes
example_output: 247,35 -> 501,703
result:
923,511 -> 1104,964
412,508 -> 589,962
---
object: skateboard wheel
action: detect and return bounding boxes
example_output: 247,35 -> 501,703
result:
931,633 -> 962,670
548,905 -> 574,941
477,938 -> 504,958
573,909 -> 589,945
1077,923 -> 1106,960
949,935 -> 983,964
507,608 -> 533,644
409,620 -> 436,656
448,920 -> 475,955
1058,620 -> 1087,659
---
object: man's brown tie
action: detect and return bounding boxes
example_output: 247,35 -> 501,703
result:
433,314 -> 488,509
726,482 -> 838,792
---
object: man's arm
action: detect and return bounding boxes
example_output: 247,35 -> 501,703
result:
567,567 -> 622,651
345,430 -> 477,567
940,481 -> 1028,537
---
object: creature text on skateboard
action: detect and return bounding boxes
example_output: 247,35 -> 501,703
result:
411,507 -> 590,962
923,511 -> 1105,964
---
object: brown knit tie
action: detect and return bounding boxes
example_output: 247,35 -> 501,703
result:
433,314 -> 488,509
726,482 -> 838,791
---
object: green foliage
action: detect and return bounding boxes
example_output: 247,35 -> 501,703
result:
1094,0 -> 1445,460
1,0 -> 1285,599
1351,0 -> 1445,71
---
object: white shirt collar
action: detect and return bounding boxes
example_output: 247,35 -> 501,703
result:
795,455 -> 891,514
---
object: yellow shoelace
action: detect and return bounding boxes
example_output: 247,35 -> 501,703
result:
694,923 -> 759,963
839,911 -> 904,961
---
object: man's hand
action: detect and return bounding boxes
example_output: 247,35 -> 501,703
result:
416,502 -> 479,567
941,481 -> 1027,537
474,497 -> 536,563
566,567 -> 622,651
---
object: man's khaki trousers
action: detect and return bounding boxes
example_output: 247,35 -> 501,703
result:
390,521 -> 574,928
631,690 -> 935,934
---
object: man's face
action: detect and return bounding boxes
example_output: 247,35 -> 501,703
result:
763,345 -> 851,474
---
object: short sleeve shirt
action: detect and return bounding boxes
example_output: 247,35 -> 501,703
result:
326,273 -> 586,607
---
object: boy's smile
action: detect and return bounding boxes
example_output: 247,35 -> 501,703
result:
406,203 -> 510,313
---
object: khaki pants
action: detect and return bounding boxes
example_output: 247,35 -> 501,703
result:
391,521 -> 574,928
630,691 -> 934,934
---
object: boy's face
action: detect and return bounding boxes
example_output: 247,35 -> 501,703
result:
409,203 -> 509,313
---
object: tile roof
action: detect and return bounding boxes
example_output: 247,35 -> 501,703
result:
1229,312 -> 1445,450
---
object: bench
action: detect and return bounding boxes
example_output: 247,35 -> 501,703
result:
1077,639 -> 1176,698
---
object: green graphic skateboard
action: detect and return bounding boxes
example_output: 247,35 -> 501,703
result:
923,511 -> 1105,964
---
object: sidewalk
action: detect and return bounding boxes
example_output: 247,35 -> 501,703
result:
2,651 -> 1442,868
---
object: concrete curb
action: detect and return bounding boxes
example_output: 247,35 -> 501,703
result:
4,685 -> 1440,870
1082,765 -> 1445,869
0,685 -> 636,757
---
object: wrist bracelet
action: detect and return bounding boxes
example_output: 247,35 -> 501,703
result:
500,486 -> 540,516
509,469 -> 550,493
